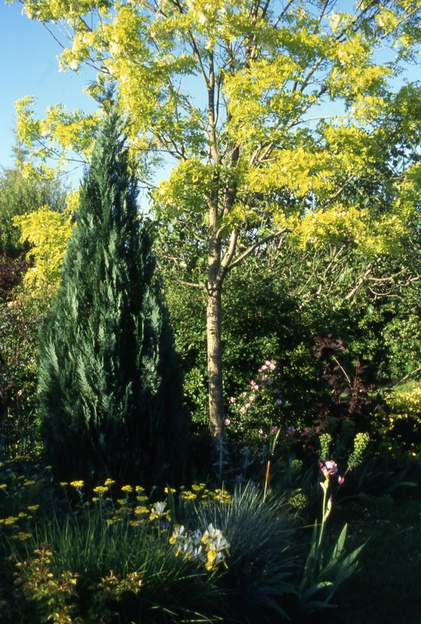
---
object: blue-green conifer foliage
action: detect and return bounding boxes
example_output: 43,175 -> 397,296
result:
38,114 -> 186,482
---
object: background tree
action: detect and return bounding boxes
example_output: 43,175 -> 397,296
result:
0,163 -> 66,458
12,0 -> 420,457
14,204 -> 74,303
38,112 -> 186,482
0,162 -> 65,259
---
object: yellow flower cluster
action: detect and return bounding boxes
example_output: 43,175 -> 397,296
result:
97,569 -> 143,599
1,516 -> 19,526
13,531 -> 33,542
91,480 -> 113,501
211,489 -> 232,504
69,480 -> 84,489
0,466 -> 43,543
179,483 -> 231,504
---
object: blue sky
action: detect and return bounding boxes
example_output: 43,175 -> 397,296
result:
0,3 -> 96,173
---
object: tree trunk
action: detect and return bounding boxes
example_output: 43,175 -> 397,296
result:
206,284 -> 224,440
206,190 -> 225,461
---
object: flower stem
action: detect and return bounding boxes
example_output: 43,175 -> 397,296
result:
263,459 -> 271,501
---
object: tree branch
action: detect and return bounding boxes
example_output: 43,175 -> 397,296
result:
219,229 -> 238,280
228,229 -> 289,272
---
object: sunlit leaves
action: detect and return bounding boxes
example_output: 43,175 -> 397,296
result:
16,97 -> 40,148
10,0 -> 421,272
17,0 -> 111,21
16,97 -> 99,165
155,158 -> 213,218
14,206 -> 73,299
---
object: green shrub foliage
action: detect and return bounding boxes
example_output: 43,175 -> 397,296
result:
38,113 -> 186,483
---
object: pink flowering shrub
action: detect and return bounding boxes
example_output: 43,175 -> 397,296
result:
225,360 -> 289,445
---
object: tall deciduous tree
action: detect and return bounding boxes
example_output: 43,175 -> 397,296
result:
13,0 -> 420,456
38,112 -> 185,482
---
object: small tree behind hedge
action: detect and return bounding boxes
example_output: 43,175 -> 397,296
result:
38,113 -> 186,483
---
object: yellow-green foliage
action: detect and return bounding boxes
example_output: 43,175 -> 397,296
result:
16,96 -> 98,164
289,203 -> 412,257
13,205 -> 74,299
386,381 -> 421,421
16,547 -> 79,624
380,381 -> 421,457
9,0 -> 420,271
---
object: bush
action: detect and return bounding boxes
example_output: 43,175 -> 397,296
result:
0,298 -> 39,458
378,381 -> 421,457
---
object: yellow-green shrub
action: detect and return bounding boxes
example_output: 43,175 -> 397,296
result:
13,205 -> 73,301
380,381 -> 421,457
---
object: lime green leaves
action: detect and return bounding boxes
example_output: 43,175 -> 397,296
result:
16,97 -> 98,165
14,206 -> 74,299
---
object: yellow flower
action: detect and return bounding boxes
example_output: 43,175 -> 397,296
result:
106,518 -> 117,526
129,519 -> 143,527
104,478 -> 115,486
149,501 -> 170,522
164,486 -> 176,494
18,512 -> 28,519
191,484 -> 205,492
211,489 -> 232,504
181,491 -> 197,501
136,495 -> 148,502
27,505 -> 40,512
70,480 -> 84,489
0,483 -> 7,490
115,506 -> 130,515
14,532 -> 32,542
135,485 -> 144,493
93,485 -> 109,494
205,548 -> 217,571
121,485 -> 133,493
134,506 -> 149,516
92,497 -> 99,503
116,498 -> 127,505
4,516 -> 18,525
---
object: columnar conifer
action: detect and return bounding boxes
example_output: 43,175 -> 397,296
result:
38,113 -> 186,483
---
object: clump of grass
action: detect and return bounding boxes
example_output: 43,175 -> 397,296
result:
191,482 -> 298,623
